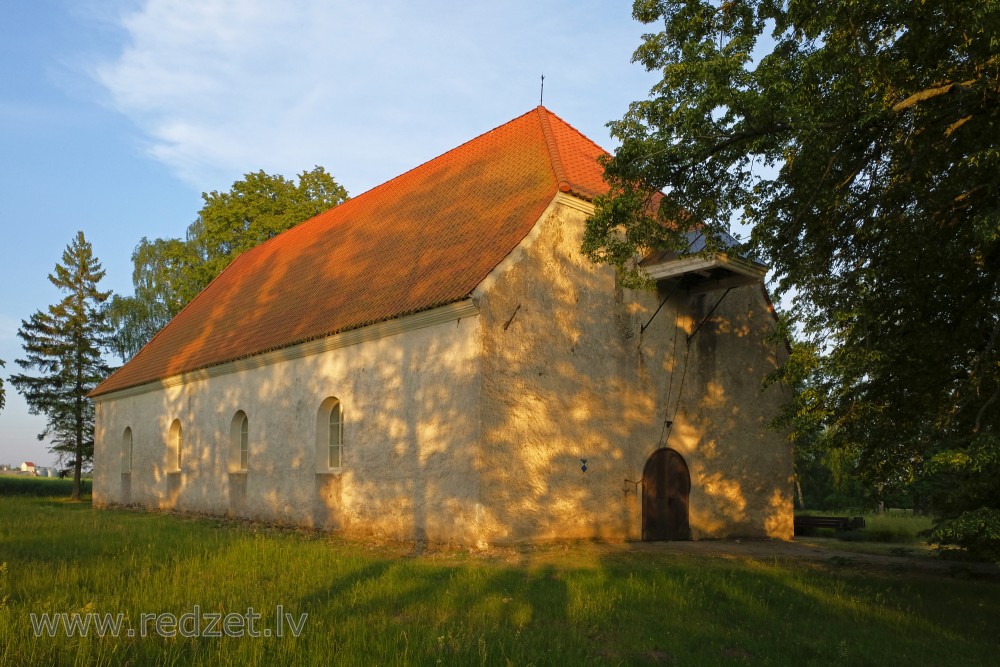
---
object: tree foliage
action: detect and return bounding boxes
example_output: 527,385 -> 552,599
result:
0,359 -> 6,412
108,167 -> 348,361
586,1 -> 999,556
10,232 -> 113,500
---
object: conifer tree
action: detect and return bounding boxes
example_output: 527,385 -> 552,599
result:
11,231 -> 113,499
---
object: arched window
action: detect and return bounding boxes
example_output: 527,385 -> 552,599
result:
316,397 -> 344,471
230,411 -> 249,472
169,419 -> 182,471
122,427 -> 133,473
241,415 -> 249,470
329,406 -> 342,468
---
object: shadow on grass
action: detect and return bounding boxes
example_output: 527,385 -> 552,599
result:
4,499 -> 1000,666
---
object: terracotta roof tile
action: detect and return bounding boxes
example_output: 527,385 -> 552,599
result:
91,107 -> 610,397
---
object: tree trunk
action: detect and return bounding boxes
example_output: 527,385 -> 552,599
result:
72,442 -> 82,501
72,375 -> 83,501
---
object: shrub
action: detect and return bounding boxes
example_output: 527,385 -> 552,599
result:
930,508 -> 1000,563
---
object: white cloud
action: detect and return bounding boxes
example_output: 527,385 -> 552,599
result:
93,0 -> 657,195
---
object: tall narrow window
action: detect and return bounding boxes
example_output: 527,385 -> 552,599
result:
316,397 -> 344,472
169,419 -> 182,471
230,411 -> 249,473
328,401 -> 343,468
122,427 -> 133,473
240,414 -> 249,470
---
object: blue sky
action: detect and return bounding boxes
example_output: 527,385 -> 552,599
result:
0,0 -> 660,466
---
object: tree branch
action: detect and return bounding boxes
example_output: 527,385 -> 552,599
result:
892,79 -> 982,112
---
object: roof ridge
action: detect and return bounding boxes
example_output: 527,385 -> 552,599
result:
341,107 -> 546,204
213,108 -> 552,269
536,106 -> 571,193
539,106 -> 610,161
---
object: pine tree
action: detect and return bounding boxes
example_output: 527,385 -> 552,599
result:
11,231 -> 113,500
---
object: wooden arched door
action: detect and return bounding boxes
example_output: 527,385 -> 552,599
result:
642,448 -> 691,541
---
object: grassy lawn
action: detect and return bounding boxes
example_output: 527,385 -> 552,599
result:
2,488 -> 999,665
795,509 -> 935,544
793,510 -> 944,562
0,475 -> 91,497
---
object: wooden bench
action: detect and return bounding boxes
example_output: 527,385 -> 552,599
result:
793,515 -> 866,535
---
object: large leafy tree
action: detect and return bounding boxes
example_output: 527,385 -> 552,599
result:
10,232 -> 113,500
585,1 -> 999,556
107,166 -> 348,361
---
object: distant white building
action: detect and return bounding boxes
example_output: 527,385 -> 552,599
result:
20,461 -> 36,474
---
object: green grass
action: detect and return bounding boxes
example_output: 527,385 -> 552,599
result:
796,509 -> 934,543
858,511 -> 934,543
794,511 -> 943,561
2,497 -> 999,666
0,474 -> 91,497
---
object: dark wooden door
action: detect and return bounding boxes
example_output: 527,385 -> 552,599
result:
642,448 -> 691,541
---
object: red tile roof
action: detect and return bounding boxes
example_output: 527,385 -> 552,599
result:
91,107 -> 610,397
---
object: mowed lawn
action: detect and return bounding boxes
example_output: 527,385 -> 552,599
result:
1,484 -> 999,665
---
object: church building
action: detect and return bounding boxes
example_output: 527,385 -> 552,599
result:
91,107 -> 793,545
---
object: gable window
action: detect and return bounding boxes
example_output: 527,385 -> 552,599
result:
122,427 -> 133,473
230,411 -> 249,472
316,397 -> 344,472
169,419 -> 182,472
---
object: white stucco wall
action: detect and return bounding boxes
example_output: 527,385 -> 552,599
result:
475,195 -> 793,543
94,310 -> 485,543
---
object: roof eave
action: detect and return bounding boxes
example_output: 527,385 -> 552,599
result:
642,252 -> 768,294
